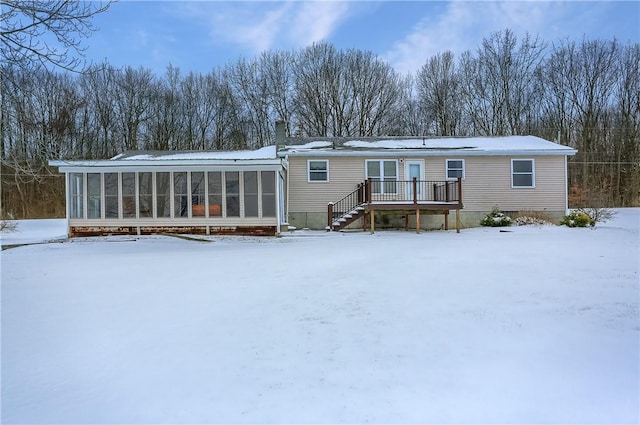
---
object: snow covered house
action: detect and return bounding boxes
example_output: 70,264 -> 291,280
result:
50,122 -> 577,236
49,146 -> 286,236
278,129 -> 577,232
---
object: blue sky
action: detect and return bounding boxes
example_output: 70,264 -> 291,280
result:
85,1 -> 640,75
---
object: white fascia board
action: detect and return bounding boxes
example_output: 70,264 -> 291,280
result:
50,159 -> 283,173
280,148 -> 577,158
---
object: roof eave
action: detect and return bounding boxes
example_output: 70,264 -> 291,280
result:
49,158 -> 283,170
279,148 -> 578,157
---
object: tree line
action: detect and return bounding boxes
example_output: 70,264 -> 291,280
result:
1,29 -> 638,217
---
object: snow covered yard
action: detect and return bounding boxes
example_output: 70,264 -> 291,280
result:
1,210 -> 639,424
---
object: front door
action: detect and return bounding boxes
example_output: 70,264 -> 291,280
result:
405,160 -> 424,200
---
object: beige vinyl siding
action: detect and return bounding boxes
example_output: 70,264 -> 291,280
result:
447,155 -> 567,212
289,154 -> 567,214
289,156 -> 365,212
425,158 -> 446,181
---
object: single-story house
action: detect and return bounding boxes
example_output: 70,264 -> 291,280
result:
280,131 -> 577,232
49,122 -> 577,236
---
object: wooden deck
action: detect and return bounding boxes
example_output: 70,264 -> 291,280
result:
328,178 -> 463,233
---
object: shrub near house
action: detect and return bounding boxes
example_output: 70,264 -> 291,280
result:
561,210 -> 595,227
480,208 -> 513,227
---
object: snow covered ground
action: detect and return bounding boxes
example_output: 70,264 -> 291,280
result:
2,210 -> 639,424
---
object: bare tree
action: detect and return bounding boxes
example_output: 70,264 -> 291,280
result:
292,42 -> 403,137
79,62 -> 118,158
112,66 -> 155,152
536,45 -> 577,143
345,48 -> 404,136
205,70 -> 243,150
1,0 -> 112,218
459,30 -> 545,135
145,64 -> 184,150
611,43 -> 639,205
383,74 -> 427,136
0,0 -> 112,74
261,50 -> 295,136
226,57 -> 273,148
417,51 -> 462,136
559,39 -> 619,195
292,42 -> 335,137
0,67 -> 76,216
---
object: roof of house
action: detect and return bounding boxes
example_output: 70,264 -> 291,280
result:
49,135 -> 577,171
110,145 -> 277,161
49,146 -> 281,169
279,135 -> 577,157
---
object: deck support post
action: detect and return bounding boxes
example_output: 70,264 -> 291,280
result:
444,210 -> 449,231
327,202 -> 333,230
370,209 -> 375,234
456,177 -> 462,233
415,209 -> 420,234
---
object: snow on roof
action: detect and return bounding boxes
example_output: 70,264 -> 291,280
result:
281,136 -> 576,156
282,141 -> 333,150
49,145 -> 281,170
114,145 -> 277,161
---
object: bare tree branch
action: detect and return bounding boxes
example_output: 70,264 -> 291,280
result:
0,0 -> 113,74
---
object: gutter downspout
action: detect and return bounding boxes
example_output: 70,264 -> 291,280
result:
286,155 -> 290,226
64,172 -> 70,237
275,169 -> 281,234
565,155 -> 569,214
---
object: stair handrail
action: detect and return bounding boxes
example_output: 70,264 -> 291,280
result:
327,182 -> 367,228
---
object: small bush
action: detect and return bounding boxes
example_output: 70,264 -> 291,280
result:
576,207 -> 616,225
480,207 -> 513,227
514,216 -> 553,226
561,211 -> 594,228
513,210 -> 555,226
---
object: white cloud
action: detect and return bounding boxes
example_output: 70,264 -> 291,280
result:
231,4 -> 293,52
382,1 -> 573,75
186,1 -> 352,55
290,1 -> 351,45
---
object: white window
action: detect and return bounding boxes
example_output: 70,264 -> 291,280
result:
138,172 -> 153,218
69,173 -> 83,218
156,172 -> 171,218
225,171 -> 240,217
122,172 -> 136,218
261,171 -> 276,217
191,172 -> 206,217
308,160 -> 329,182
446,159 -> 465,180
207,171 -> 223,217
366,160 -> 398,194
104,173 -> 119,218
87,173 -> 101,219
512,159 -> 535,188
173,172 -> 188,218
244,171 -> 259,217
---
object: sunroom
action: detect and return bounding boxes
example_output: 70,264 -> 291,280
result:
49,147 -> 286,236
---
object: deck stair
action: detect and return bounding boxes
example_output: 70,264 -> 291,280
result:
331,206 -> 367,231
327,178 -> 463,232
327,183 -> 368,231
